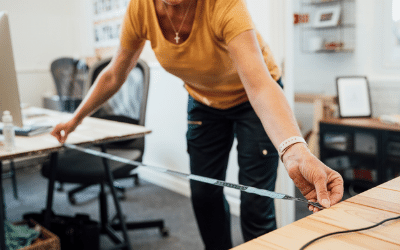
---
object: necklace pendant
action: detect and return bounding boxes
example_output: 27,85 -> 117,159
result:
174,33 -> 180,44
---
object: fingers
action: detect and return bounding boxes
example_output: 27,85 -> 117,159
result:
313,178 -> 331,208
307,199 -> 321,213
328,174 -> 344,206
50,123 -> 71,143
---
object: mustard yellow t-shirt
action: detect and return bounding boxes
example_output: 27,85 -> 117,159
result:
120,0 -> 281,109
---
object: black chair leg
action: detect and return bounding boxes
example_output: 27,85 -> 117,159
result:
132,173 -> 139,186
97,145 -> 169,249
56,182 -> 65,192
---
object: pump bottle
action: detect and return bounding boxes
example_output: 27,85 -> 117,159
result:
2,110 -> 15,151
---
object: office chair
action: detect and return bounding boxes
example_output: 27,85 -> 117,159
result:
50,57 -> 88,112
63,57 -> 144,204
42,58 -> 168,248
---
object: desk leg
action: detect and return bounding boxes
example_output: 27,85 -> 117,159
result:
100,145 -> 132,250
0,161 -> 5,250
44,152 -> 58,229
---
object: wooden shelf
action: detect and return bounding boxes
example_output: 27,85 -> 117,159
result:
299,0 -> 356,54
303,24 -> 356,30
302,0 -> 351,6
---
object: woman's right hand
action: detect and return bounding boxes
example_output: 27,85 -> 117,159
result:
51,118 -> 80,144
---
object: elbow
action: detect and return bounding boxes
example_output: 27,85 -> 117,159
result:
100,69 -> 122,94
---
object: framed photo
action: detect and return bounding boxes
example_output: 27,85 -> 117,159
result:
313,5 -> 341,28
336,76 -> 372,118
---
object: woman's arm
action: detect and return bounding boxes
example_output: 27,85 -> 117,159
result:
51,44 -> 145,143
227,30 -> 343,211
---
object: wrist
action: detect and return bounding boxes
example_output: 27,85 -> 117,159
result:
281,142 -> 310,165
71,115 -> 84,126
278,136 -> 307,161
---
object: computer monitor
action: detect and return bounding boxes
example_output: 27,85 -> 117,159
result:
0,11 -> 23,127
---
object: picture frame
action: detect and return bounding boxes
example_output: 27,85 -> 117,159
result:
336,76 -> 372,118
313,5 -> 341,28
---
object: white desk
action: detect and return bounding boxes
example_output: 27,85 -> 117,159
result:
0,108 -> 151,250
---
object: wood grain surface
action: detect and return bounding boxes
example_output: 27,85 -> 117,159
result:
232,177 -> 400,250
321,117 -> 400,132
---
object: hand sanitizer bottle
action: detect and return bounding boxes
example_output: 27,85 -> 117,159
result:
2,111 -> 15,151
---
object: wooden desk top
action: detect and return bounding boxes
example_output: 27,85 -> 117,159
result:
321,117 -> 400,132
0,108 -> 151,160
232,177 -> 400,250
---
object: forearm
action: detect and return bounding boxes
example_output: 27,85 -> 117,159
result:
238,55 -> 303,151
248,79 -> 302,150
72,69 -> 122,123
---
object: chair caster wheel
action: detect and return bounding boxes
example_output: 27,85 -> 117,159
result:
160,227 -> 169,237
111,214 -> 127,225
118,193 -> 127,201
56,185 -> 64,192
68,195 -> 77,205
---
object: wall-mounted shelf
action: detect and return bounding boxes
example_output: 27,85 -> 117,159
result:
299,0 -> 356,53
305,0 -> 344,6
303,24 -> 355,30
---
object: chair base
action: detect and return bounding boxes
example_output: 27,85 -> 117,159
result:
67,174 -> 139,205
101,219 -> 169,245
99,182 -> 169,249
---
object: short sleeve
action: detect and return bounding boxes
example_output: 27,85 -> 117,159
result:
120,0 -> 146,51
212,0 -> 255,45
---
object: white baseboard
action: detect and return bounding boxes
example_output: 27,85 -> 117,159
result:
136,168 -> 191,197
136,168 -> 241,217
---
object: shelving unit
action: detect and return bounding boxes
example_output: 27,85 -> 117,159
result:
320,118 -> 400,194
299,0 -> 356,53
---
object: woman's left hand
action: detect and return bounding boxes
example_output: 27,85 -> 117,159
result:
282,143 -> 344,213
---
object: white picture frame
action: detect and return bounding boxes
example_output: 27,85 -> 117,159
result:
313,5 -> 341,28
336,76 -> 372,118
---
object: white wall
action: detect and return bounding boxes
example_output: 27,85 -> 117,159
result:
3,0 -> 295,226
0,0 -> 93,107
141,0 -> 296,227
294,0 -> 400,134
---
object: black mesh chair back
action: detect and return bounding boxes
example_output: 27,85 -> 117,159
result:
50,57 -> 88,112
43,57 -> 151,186
88,58 -> 150,153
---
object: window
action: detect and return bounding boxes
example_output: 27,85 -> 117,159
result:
393,0 -> 400,46
382,0 -> 400,67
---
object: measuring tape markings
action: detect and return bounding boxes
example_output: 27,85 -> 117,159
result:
63,143 -> 324,210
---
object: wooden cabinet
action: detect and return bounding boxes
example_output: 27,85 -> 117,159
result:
320,118 -> 400,193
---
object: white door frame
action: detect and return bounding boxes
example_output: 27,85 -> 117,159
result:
272,0 -> 296,228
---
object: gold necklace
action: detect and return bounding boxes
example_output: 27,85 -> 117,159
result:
162,0 -> 194,44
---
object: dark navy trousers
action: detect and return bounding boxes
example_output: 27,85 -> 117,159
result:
186,80 -> 282,250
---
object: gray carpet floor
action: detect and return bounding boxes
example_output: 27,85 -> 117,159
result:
3,165 -> 348,249
3,165 -> 244,250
